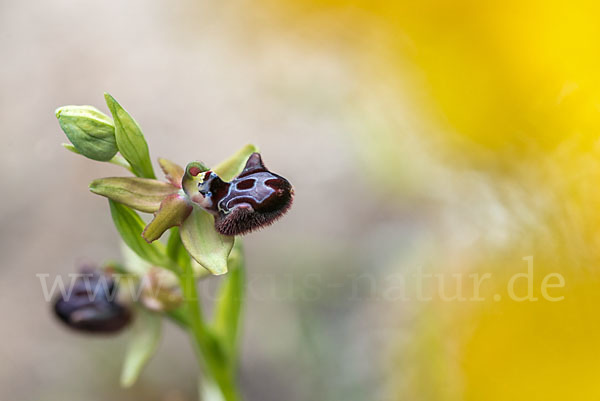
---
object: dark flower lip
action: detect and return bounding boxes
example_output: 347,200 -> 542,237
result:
184,152 -> 294,236
53,269 -> 132,334
203,153 -> 294,236
214,192 -> 294,236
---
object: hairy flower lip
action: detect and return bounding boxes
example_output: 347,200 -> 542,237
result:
184,153 -> 295,237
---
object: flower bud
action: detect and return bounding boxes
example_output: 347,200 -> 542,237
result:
56,105 -> 118,161
53,268 -> 132,334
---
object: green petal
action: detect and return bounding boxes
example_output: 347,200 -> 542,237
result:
179,207 -> 234,275
213,144 -> 259,181
120,309 -> 162,387
158,158 -> 184,188
90,177 -> 179,213
109,200 -> 171,268
142,194 -> 192,243
56,105 -> 117,161
104,93 -> 156,179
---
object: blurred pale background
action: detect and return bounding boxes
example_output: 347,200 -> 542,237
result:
2,0 -> 600,400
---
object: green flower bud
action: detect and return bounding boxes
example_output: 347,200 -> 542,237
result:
55,105 -> 117,161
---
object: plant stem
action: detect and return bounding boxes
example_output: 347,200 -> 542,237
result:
109,154 -> 134,173
178,257 -> 240,401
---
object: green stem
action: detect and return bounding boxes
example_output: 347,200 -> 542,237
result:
165,306 -> 190,328
178,258 -> 240,401
109,153 -> 134,173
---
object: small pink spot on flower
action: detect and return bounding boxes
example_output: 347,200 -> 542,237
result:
189,166 -> 202,176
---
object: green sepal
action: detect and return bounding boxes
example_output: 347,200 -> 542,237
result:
90,177 -> 179,213
120,308 -> 162,387
213,144 -> 259,181
108,200 -> 171,268
142,194 -> 193,243
179,206 -> 234,275
56,105 -> 117,161
104,93 -> 156,179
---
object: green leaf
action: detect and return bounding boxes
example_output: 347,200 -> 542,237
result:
213,144 -> 259,181
104,93 -> 156,179
213,239 -> 245,356
120,309 -> 162,388
142,194 -> 192,242
90,177 -> 179,213
179,207 -> 234,275
120,242 -> 152,275
56,105 -> 117,161
109,200 -> 171,268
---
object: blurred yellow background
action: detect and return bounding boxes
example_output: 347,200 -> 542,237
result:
2,0 -> 600,400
